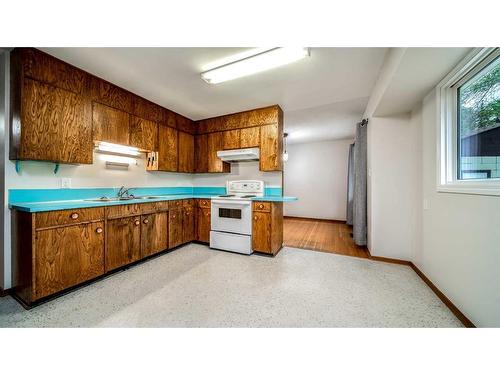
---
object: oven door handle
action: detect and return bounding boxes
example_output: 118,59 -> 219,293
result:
211,200 -> 251,206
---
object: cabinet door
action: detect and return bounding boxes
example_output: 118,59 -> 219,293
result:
196,207 -> 211,243
252,212 -> 272,254
207,132 -> 230,173
222,129 -> 241,150
178,131 -> 195,173
141,212 -> 169,258
129,116 -> 158,151
92,102 -> 130,145
158,125 -> 178,171
34,222 -> 104,300
182,206 -> 195,243
105,216 -> 141,272
240,126 -> 260,148
168,208 -> 183,248
20,78 -> 92,164
194,134 -> 208,173
260,124 -> 282,171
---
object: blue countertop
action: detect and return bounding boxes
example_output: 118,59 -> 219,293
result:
9,193 -> 298,212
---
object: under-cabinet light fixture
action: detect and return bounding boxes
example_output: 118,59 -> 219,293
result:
201,47 -> 310,84
95,141 -> 141,157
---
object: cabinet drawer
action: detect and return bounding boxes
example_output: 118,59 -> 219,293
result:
169,200 -> 183,209
183,199 -> 194,207
152,201 -> 169,212
106,204 -> 143,219
253,201 -> 271,213
197,199 -> 211,208
36,207 -> 104,228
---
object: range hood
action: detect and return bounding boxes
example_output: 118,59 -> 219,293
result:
217,147 -> 260,162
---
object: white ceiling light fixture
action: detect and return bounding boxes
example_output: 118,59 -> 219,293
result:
201,47 -> 310,84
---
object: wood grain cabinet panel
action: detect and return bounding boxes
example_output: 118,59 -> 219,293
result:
252,202 -> 283,255
196,207 -> 211,243
129,116 -> 158,151
105,216 -> 141,272
168,208 -> 183,248
158,125 -> 178,171
194,134 -> 208,173
182,206 -> 195,243
141,212 -> 169,258
207,132 -> 230,173
223,129 -> 241,150
19,78 -> 93,164
34,222 -> 104,300
240,127 -> 260,148
259,124 -> 283,171
178,131 -> 195,173
36,207 -> 104,228
89,76 -> 133,112
132,96 -> 164,123
21,48 -> 88,95
252,212 -> 272,254
92,102 -> 130,145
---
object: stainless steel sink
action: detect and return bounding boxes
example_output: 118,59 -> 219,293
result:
84,195 -> 167,202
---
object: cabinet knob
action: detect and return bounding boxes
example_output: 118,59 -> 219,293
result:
96,227 -> 103,234
186,212 -> 190,216
134,220 -> 140,226
254,216 -> 258,220
172,215 -> 176,219
70,212 -> 79,219
259,204 -> 264,209
143,219 -> 149,224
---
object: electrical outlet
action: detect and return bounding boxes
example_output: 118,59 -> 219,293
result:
61,178 -> 72,189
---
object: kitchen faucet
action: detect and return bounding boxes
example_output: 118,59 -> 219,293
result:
117,186 -> 135,199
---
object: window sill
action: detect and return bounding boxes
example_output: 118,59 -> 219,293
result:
437,184 -> 500,197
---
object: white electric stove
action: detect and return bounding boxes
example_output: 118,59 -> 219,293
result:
209,180 -> 264,255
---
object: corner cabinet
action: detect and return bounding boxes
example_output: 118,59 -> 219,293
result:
252,201 -> 283,255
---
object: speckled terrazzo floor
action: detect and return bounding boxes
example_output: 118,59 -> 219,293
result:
0,244 -> 462,327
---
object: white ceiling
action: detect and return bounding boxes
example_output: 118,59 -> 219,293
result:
41,47 -> 387,143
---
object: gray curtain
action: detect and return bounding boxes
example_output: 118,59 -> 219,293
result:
352,120 -> 368,246
346,143 -> 354,225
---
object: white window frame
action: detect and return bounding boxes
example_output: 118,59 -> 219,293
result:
437,47 -> 500,196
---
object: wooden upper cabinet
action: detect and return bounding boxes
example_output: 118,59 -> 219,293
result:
178,131 -> 194,173
132,96 -> 164,123
194,134 -> 208,173
222,129 -> 241,150
20,48 -> 88,95
89,76 -> 133,113
157,124 -> 178,172
260,124 -> 283,171
92,102 -> 130,145
240,126 -> 260,148
129,116 -> 158,151
34,221 -> 104,300
15,77 -> 93,164
207,132 -> 230,173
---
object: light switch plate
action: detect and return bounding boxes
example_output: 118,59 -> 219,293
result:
61,178 -> 72,189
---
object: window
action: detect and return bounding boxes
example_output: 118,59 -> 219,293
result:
457,53 -> 500,180
438,48 -> 500,196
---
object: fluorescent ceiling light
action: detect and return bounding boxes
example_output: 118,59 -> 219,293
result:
95,142 -> 141,157
201,47 -> 310,84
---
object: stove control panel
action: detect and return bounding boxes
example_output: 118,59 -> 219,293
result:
227,180 -> 264,195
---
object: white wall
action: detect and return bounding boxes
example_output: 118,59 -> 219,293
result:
193,161 -> 282,188
414,90 -> 500,327
367,113 -> 420,261
283,139 -> 352,220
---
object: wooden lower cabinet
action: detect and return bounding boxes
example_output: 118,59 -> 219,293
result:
196,207 -> 211,243
183,206 -> 195,243
34,222 -> 105,300
140,212 -> 169,258
169,208 -> 183,248
105,216 -> 141,272
252,202 -> 283,255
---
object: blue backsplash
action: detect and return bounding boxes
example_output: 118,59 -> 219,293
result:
9,186 -> 282,203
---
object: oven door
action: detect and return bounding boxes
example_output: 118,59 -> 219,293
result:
211,199 -> 252,235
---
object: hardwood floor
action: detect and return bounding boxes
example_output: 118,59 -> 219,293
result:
283,217 -> 369,258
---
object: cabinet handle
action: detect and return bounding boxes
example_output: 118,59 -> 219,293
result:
134,220 -> 140,226
143,219 -> 149,224
96,227 -> 103,234
70,212 -> 79,219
